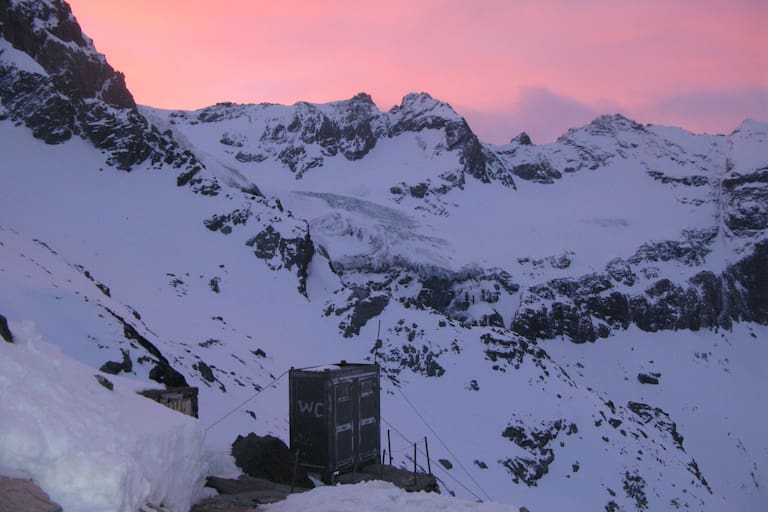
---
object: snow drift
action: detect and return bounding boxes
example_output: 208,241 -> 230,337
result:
262,480 -> 520,512
0,320 -> 206,512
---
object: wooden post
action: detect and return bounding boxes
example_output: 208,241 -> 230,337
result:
413,443 -> 418,487
424,436 -> 432,475
388,430 -> 392,465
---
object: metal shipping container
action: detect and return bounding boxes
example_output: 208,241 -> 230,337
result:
289,362 -> 380,481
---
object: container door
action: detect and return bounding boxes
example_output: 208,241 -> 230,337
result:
291,377 -> 327,470
334,381 -> 354,469
357,376 -> 379,463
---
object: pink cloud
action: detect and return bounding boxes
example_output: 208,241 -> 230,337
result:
639,87 -> 768,135
457,87 -> 609,144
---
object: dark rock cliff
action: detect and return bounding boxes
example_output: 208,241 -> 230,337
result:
0,0 -> 134,108
511,238 -> 768,343
0,0 -> 206,179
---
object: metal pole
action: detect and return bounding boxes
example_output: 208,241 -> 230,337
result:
388,430 -> 392,465
413,443 -> 418,487
291,449 -> 300,493
381,450 -> 386,478
425,436 -> 432,475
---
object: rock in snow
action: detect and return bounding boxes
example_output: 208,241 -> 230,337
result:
0,476 -> 62,512
0,313 -> 13,343
231,433 -> 314,489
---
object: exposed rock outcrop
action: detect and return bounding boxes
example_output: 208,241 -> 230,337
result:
246,225 -> 314,297
0,476 -> 62,512
99,348 -> 132,375
102,307 -> 188,387
0,313 -> 13,343
511,232 -> 767,343
231,433 -> 314,489
0,0 -> 209,184
500,419 -> 579,487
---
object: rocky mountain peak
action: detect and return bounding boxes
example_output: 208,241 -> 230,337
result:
349,91 -> 374,104
509,131 -> 533,146
326,92 -> 382,124
580,113 -> 646,137
0,0 -> 214,181
389,91 -> 462,131
399,90 -> 438,107
0,0 -> 134,108
731,118 -> 768,138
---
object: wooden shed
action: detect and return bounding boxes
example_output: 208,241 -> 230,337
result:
138,386 -> 199,418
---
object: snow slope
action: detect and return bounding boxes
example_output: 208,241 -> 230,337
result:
0,321 -> 206,512
145,107 -> 728,276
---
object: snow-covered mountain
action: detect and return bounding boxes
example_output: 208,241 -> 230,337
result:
1,1 -> 767,511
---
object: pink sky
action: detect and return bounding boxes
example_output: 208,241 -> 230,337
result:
67,0 -> 767,143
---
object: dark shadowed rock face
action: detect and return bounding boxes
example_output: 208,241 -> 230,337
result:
99,348 -> 132,375
0,313 -> 13,343
0,0 -> 209,179
231,433 -> 314,489
194,361 -> 215,382
510,161 -> 562,184
511,238 -> 767,343
501,419 -> 578,487
723,166 -> 768,234
246,226 -> 315,296
343,294 -> 389,338
511,132 -> 533,146
415,276 -> 456,313
725,239 -> 768,324
0,68 -> 74,143
0,0 -> 134,108
149,361 -> 189,388
512,271 -> 717,343
637,373 -> 661,385
102,307 -> 189,387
